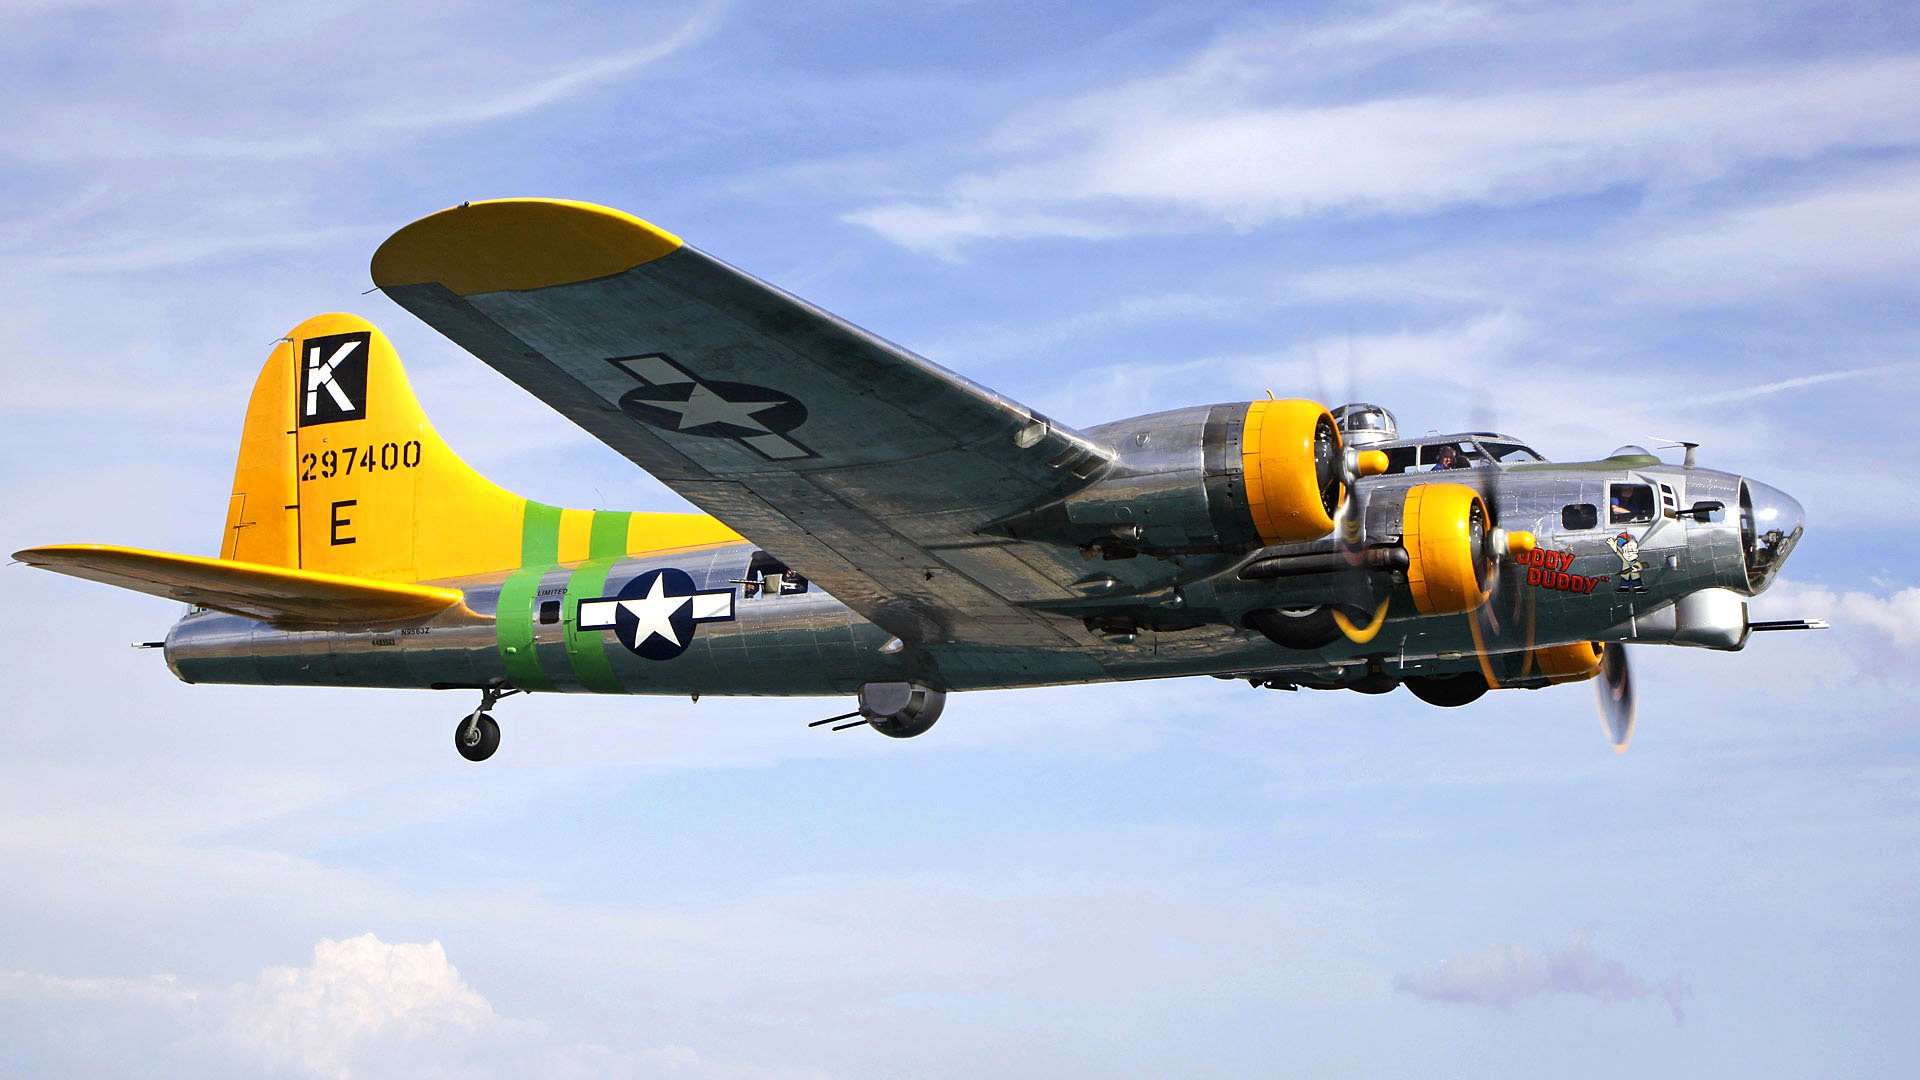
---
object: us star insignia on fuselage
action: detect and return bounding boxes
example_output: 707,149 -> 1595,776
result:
577,567 -> 735,661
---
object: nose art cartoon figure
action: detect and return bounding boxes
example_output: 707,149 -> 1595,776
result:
1609,532 -> 1647,593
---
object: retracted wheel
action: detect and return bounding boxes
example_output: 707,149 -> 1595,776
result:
456,711 -> 501,762
1404,672 -> 1490,708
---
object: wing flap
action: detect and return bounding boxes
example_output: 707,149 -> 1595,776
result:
14,544 -> 486,630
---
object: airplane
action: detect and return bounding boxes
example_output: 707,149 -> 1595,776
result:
14,198 -> 1822,761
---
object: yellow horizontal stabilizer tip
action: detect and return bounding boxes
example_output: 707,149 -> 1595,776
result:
13,544 -> 488,630
370,198 -> 683,296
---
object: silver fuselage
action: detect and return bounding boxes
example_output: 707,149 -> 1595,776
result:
165,414 -> 1804,698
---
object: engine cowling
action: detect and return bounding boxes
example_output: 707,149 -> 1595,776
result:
1530,641 -> 1605,684
992,400 -> 1373,553
1240,398 -> 1343,545
1400,482 -> 1494,615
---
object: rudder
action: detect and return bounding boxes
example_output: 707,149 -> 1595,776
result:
220,313 -> 738,583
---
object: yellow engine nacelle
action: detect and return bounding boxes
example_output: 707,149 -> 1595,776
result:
1241,399 -> 1346,545
1401,482 -> 1493,615
1530,641 -> 1606,684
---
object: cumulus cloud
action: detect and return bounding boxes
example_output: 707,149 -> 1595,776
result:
1756,582 -> 1920,648
226,935 -> 498,1079
1395,932 -> 1690,1024
0,934 -> 792,1080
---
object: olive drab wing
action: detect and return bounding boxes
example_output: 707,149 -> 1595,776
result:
373,200 -> 1354,648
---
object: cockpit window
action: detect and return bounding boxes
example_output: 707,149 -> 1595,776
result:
1377,438 -> 1539,475
735,551 -> 808,598
1562,504 -> 1598,530
1419,441 -> 1481,471
1609,483 -> 1656,524
1478,441 -> 1544,463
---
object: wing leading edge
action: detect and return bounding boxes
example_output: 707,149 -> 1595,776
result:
372,199 -> 1115,646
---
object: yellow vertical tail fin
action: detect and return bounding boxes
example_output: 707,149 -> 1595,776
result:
220,313 -> 737,582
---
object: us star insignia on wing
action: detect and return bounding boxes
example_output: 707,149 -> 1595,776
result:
608,353 -> 815,460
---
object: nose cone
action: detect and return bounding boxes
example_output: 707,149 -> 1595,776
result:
1740,478 -> 1805,594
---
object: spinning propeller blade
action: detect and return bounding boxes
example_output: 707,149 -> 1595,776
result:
1596,644 -> 1636,752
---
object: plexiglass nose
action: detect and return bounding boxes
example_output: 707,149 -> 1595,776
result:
1739,478 -> 1804,594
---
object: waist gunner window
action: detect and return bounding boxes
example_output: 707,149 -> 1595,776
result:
735,550 -> 809,598
1609,483 -> 1656,524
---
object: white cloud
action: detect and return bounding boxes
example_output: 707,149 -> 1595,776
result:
1395,932 -> 1690,1024
2,934 -> 809,1080
2,2 -> 724,167
1755,581 -> 1920,648
1624,162 -> 1920,302
226,935 -> 497,1079
848,24 -> 1920,252
0,969 -> 199,1009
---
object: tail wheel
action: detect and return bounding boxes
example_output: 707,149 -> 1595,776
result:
455,712 -> 500,762
1402,482 -> 1493,615
1242,400 -> 1343,544
1532,641 -> 1605,684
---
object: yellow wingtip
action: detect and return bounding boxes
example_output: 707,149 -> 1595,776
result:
371,198 -> 683,297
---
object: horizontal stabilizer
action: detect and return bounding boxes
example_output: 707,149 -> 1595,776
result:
13,544 -> 488,630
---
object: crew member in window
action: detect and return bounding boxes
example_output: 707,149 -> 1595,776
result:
1610,485 -> 1653,523
1431,445 -> 1467,471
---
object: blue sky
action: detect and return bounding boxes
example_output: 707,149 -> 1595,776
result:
2,1 -> 1917,1076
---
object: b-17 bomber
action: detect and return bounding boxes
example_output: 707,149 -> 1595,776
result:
16,199 -> 1820,760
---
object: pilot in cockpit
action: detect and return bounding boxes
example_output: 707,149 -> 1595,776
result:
1431,445 -> 1468,471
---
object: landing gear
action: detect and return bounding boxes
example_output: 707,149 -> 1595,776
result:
456,713 -> 501,761
455,687 -> 518,762
1245,605 -> 1370,650
1404,672 -> 1490,708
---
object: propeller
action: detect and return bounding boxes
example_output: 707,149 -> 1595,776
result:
1310,377 -> 1633,753
1596,644 -> 1635,752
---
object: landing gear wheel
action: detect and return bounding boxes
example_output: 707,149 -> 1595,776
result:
1245,605 -> 1371,650
456,712 -> 501,762
1404,672 -> 1490,708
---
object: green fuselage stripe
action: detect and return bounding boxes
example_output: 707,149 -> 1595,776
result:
521,501 -> 562,566
496,566 -> 555,692
563,559 -> 625,694
589,510 -> 630,560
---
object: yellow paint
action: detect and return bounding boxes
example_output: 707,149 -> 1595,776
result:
1506,530 -> 1537,556
222,339 -> 299,565
272,313 -> 525,582
370,198 -> 682,297
557,508 -> 596,563
626,512 -> 741,555
1240,398 -> 1339,545
12,544 -> 480,629
1533,641 -> 1605,684
227,313 -> 739,586
1355,449 -> 1390,477
1332,598 -> 1392,644
1401,482 -> 1492,615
